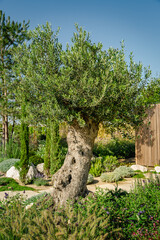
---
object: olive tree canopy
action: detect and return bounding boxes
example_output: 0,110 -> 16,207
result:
13,23 -> 151,205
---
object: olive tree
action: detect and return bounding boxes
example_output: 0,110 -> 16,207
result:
13,23 -> 151,205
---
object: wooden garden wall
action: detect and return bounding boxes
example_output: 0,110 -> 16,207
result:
136,104 -> 160,167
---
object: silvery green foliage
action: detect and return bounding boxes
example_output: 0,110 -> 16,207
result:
100,172 -> 122,183
36,141 -> 46,159
0,159 -> 20,173
13,23 -> 151,127
87,174 -> 94,184
113,166 -> 135,178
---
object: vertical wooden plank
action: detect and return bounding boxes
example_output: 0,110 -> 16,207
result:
135,104 -> 160,167
157,104 -> 160,165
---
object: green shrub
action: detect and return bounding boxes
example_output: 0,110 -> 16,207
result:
87,174 -> 94,184
100,172 -> 122,183
33,178 -> 49,186
113,166 -> 135,178
103,155 -> 119,172
36,140 -> 46,159
93,138 -> 135,159
29,155 -> 44,166
0,158 -> 20,173
5,139 -> 21,159
20,119 -> 29,182
89,158 -> 104,177
1,177 -> 160,239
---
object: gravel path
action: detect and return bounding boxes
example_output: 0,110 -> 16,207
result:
0,177 -> 137,201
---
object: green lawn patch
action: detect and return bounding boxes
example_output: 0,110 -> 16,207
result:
0,177 -> 35,191
133,172 -> 145,178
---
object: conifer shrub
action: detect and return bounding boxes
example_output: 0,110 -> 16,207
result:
20,120 -> 29,182
44,120 -> 65,176
50,120 -> 63,175
44,123 -> 51,175
29,155 -> 43,166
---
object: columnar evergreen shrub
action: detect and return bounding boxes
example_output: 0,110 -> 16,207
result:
44,123 -> 51,175
20,121 -> 29,182
20,104 -> 29,182
44,119 -> 63,176
50,120 -> 62,175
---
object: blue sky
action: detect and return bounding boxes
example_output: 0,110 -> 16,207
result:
1,0 -> 160,77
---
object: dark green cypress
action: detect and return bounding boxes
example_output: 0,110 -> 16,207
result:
50,120 -> 62,175
44,123 -> 51,176
20,104 -> 29,182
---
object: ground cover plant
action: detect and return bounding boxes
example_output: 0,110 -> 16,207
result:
0,159 -> 20,173
0,177 -> 35,191
0,177 -> 160,239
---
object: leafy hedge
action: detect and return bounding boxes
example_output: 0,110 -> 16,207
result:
93,138 -> 135,159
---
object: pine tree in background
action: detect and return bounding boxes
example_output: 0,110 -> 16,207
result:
20,104 -> 29,182
0,10 -> 29,152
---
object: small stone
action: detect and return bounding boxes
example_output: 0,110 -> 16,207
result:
155,166 -> 160,173
36,163 -> 44,173
130,165 -> 148,172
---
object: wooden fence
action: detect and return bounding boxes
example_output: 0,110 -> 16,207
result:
136,104 -> 160,167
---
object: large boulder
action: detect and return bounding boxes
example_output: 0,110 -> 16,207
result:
6,164 -> 44,183
36,163 -> 44,174
25,165 -> 40,183
130,165 -> 148,172
6,166 -> 20,180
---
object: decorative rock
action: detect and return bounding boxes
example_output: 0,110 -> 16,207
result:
26,165 -> 39,182
36,163 -> 44,173
130,165 -> 148,172
6,166 -> 20,180
155,166 -> 160,173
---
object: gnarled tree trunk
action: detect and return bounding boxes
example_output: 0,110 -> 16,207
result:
52,119 -> 99,205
